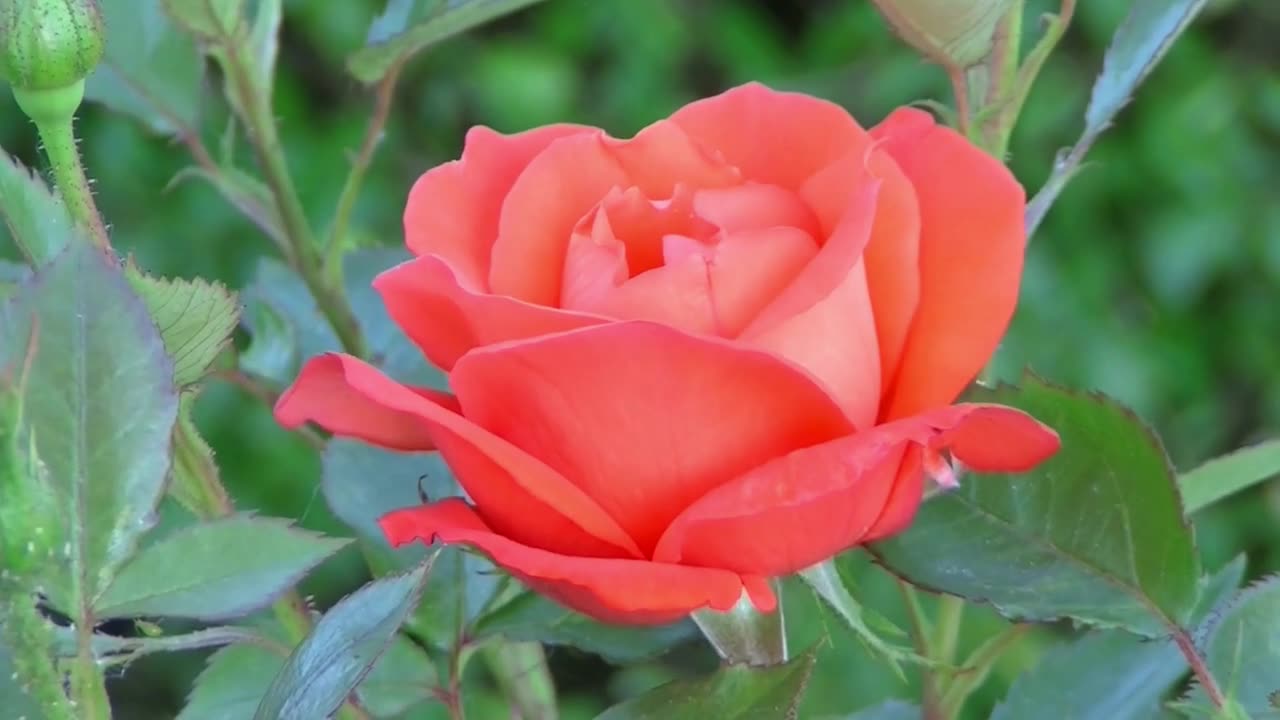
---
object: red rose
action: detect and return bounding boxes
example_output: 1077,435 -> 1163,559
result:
276,83 -> 1059,625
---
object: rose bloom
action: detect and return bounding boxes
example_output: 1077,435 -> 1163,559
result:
277,83 -> 1059,625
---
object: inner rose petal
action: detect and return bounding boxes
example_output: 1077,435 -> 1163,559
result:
693,183 -> 822,239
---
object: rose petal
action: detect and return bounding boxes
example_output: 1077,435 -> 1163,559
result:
652,403 -> 1060,575
374,255 -> 608,371
693,183 -> 821,237
491,122 -> 739,306
802,147 -> 922,404
449,322 -> 854,555
380,498 -> 772,625
669,82 -> 871,189
742,179 -> 883,428
871,109 -> 1027,419
405,124 -> 591,290
275,354 -> 641,559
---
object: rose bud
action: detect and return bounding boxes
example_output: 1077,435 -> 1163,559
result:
871,0 -> 1016,69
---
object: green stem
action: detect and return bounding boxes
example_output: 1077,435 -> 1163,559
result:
938,624 -> 1028,714
35,115 -> 110,250
71,607 -> 112,720
896,581 -> 942,720
220,43 -> 368,358
997,0 -> 1076,158
980,2 -> 1024,156
932,595 -> 966,668
324,62 -> 403,283
481,641 -> 559,720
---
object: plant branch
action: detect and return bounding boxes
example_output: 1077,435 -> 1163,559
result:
938,624 -> 1029,714
37,116 -> 110,250
1173,626 -> 1226,709
896,580 -> 943,720
324,61 -> 404,281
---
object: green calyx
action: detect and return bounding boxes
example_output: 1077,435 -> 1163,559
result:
0,0 -> 106,92
871,0 -> 1016,69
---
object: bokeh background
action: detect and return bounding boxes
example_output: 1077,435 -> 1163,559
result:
2,0 -> 1278,717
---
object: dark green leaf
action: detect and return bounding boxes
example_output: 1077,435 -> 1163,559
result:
127,268 -> 241,386
178,643 -> 285,720
356,634 -> 438,717
873,377 -> 1200,636
95,515 -> 349,621
472,590 -> 694,665
595,649 -> 816,720
87,0 -> 205,135
322,440 -> 498,648
0,243 -> 178,615
992,556 -> 1246,720
254,563 -> 430,720
1187,576 -> 1280,716
844,700 -> 920,720
1085,0 -> 1210,136
348,0 -> 551,84
1180,440 -> 1280,515
0,151 -> 73,266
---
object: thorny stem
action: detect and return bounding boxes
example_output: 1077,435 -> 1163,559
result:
324,61 -> 404,283
37,116 -> 110,249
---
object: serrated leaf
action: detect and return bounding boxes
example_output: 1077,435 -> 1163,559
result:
169,394 -> 221,516
596,649 -> 816,720
1084,0 -> 1209,136
348,0 -> 550,84
127,268 -> 241,386
1186,576 -> 1280,717
179,643 -> 285,720
0,243 -> 178,616
873,377 -> 1200,637
991,556 -> 1246,720
0,151 -> 74,266
88,0 -> 205,135
322,440 -> 497,648
472,590 -> 693,665
253,563 -> 430,720
1180,440 -> 1280,515
355,634 -> 438,717
95,515 -> 349,621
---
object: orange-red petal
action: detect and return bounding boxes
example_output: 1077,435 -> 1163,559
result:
652,404 -> 1060,576
275,353 -> 641,559
404,124 -> 591,290
669,82 -> 871,189
871,109 -> 1027,419
380,498 -> 772,625
449,322 -> 854,556
374,255 -> 608,371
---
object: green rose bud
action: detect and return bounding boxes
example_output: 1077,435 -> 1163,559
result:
872,0 -> 1016,69
0,0 -> 105,91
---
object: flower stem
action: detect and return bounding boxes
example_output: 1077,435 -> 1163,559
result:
34,114 -> 110,250
691,585 -> 787,666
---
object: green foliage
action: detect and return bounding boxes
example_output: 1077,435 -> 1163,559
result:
95,515 -> 350,620
85,0 -> 203,135
0,150 -> 72,265
472,590 -> 694,665
254,563 -> 429,720
846,701 -> 921,720
0,242 -> 178,615
355,634 -> 439,717
179,643 -> 285,720
127,267 -> 241,386
596,649 -> 816,719
1183,576 -> 1280,716
874,377 -> 1200,636
348,0 -> 551,84
1180,440 -> 1280,515
991,556 -> 1246,720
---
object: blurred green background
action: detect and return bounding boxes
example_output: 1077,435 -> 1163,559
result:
3,0 -> 1279,717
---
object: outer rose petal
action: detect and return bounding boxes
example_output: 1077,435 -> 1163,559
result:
374,255 -> 608,371
449,322 -> 854,555
802,147 -> 921,402
275,354 -> 641,559
871,109 -> 1027,419
742,180 -> 883,428
669,82 -> 871,189
380,498 -> 774,625
490,121 -> 738,305
405,124 -> 591,290
652,404 -> 1061,575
